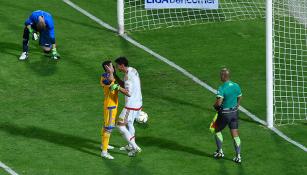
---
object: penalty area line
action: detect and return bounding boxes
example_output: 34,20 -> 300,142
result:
62,0 -> 307,152
0,161 -> 20,175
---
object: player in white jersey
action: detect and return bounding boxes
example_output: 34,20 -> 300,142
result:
114,57 -> 142,156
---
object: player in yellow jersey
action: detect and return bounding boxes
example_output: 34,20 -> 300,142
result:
100,60 -> 129,159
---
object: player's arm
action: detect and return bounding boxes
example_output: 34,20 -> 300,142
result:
24,16 -> 38,40
214,97 -> 223,111
109,83 -> 130,97
214,88 -> 224,111
104,64 -> 115,82
119,87 -> 130,97
25,15 -> 34,28
49,26 -> 56,49
45,17 -> 59,58
104,63 -> 123,86
114,73 -> 124,87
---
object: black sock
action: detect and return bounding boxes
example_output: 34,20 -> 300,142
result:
22,27 -> 29,53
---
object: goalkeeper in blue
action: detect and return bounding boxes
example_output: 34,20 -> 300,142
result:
212,68 -> 242,163
19,10 -> 60,60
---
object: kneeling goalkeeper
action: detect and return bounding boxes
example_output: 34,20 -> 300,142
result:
19,10 -> 60,60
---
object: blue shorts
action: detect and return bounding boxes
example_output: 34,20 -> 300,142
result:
39,30 -> 52,48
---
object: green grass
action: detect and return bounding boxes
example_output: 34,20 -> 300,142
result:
0,0 -> 306,175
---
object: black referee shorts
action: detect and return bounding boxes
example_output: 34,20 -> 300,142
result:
215,109 -> 239,132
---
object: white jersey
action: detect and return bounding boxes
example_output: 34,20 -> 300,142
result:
124,67 -> 142,109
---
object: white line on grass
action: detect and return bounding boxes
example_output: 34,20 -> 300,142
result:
62,0 -> 307,152
0,161 -> 19,175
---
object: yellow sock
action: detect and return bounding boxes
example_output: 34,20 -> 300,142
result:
102,131 -> 111,152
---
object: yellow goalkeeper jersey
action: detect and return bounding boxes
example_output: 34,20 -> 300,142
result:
100,73 -> 118,109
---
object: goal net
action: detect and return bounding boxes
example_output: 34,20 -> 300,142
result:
273,0 -> 307,124
119,0 -> 306,125
123,0 -> 265,31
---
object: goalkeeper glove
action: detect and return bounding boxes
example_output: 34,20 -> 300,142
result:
28,28 -> 38,40
110,84 -> 120,91
51,48 -> 60,60
32,32 -> 39,40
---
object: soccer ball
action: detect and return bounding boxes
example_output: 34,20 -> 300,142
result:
136,111 -> 148,123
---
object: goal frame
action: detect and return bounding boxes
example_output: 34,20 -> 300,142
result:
266,0 -> 274,128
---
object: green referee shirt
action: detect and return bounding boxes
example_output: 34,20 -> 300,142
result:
217,80 -> 242,109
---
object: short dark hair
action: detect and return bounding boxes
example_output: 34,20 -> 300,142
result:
115,56 -> 129,67
102,60 -> 112,72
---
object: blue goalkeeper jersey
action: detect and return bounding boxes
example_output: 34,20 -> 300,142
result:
25,10 -> 55,44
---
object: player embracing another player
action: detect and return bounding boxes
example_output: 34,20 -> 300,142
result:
114,56 -> 143,157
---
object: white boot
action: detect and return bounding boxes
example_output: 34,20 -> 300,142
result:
128,146 -> 142,157
101,151 -> 114,160
119,144 -> 133,151
19,52 -> 28,60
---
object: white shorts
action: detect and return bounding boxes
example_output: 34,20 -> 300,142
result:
118,108 -> 141,123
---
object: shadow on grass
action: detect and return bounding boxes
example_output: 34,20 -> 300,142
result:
138,136 -> 213,158
0,41 -> 58,76
146,90 -> 212,112
0,123 -> 100,157
138,136 -> 236,163
103,156 -> 152,175
24,54 -> 58,76
0,42 -> 22,58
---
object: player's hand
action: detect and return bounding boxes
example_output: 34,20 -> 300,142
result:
110,84 -> 120,91
105,63 -> 114,73
28,27 -> 38,40
32,32 -> 39,41
51,48 -> 60,60
213,105 -> 222,111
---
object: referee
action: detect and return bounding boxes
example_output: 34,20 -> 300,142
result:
213,68 -> 242,163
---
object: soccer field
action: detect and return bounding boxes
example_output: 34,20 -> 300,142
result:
0,0 -> 306,175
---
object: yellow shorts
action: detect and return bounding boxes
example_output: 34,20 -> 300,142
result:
103,106 -> 117,131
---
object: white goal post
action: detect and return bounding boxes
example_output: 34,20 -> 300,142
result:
117,0 -> 307,126
266,0 -> 274,127
118,0 -> 125,35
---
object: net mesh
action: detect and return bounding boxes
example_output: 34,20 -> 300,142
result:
124,0 -> 265,31
273,0 -> 307,124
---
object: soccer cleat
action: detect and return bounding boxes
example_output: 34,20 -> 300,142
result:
128,147 -> 142,157
213,150 -> 224,159
119,144 -> 133,152
19,52 -> 28,60
101,152 -> 114,160
233,156 -> 242,163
